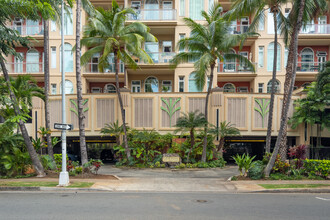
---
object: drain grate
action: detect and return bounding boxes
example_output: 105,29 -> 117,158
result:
196,200 -> 208,203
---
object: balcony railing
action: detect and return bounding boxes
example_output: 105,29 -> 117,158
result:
5,62 -> 43,73
83,63 -> 124,73
9,25 -> 44,36
300,24 -> 330,34
141,52 -> 175,64
229,24 -> 250,34
218,62 -> 257,72
296,62 -> 325,72
127,9 -> 177,21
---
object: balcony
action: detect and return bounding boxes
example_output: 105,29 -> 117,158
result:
83,63 -> 124,73
300,24 -> 330,34
127,9 -> 177,21
5,62 -> 43,74
218,62 -> 257,73
229,24 -> 250,34
140,52 -> 175,64
9,25 -> 44,36
296,62 -> 325,72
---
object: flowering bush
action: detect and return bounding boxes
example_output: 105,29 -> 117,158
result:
288,145 -> 307,169
83,159 -> 103,174
272,154 -> 290,174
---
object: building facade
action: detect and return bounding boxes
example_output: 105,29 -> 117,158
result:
2,0 -> 330,159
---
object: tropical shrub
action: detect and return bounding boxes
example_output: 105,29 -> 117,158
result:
303,159 -> 330,178
40,155 -> 56,170
272,154 -> 291,174
248,160 -> 264,180
233,153 -> 256,176
288,145 -> 307,168
83,159 -> 104,175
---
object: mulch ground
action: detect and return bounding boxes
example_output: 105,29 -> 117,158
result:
39,171 -> 118,180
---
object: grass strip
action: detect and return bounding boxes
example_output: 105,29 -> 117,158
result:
0,181 -> 94,188
259,184 -> 330,189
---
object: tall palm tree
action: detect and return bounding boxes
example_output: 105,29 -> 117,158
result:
81,1 -> 157,159
209,121 -> 240,158
175,111 -> 207,163
75,0 -> 94,165
101,120 -> 125,146
228,0 -> 287,154
265,0 -> 328,175
171,3 -> 255,162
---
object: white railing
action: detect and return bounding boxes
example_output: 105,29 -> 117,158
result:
141,52 -> 175,64
9,25 -> 44,36
296,62 -> 325,72
218,62 -> 257,72
229,24 -> 250,34
5,62 -> 43,73
83,63 -> 124,73
127,9 -> 177,21
300,24 -> 330,34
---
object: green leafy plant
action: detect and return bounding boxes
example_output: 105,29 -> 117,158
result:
233,153 -> 256,176
40,155 -> 56,170
254,98 -> 270,128
83,159 -> 104,174
272,154 -> 291,174
232,154 -> 245,176
160,97 -> 181,127
248,160 -> 264,180
303,159 -> 330,178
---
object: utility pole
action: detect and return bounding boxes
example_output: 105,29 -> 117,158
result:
58,0 -> 69,186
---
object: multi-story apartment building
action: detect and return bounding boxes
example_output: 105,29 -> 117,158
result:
2,0 -> 330,160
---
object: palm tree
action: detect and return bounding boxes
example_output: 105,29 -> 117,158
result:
228,0 -> 287,154
101,120 -> 125,146
75,0 -> 94,165
171,3 -> 255,162
265,0 -> 328,175
210,121 -> 240,158
175,111 -> 207,163
80,1 -> 157,160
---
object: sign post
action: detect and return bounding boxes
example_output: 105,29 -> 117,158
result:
58,0 -> 69,186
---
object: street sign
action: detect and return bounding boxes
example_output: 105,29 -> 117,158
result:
54,123 -> 73,131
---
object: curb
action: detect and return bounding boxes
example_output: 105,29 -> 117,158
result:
0,186 -> 110,192
247,188 -> 330,193
0,186 -> 40,191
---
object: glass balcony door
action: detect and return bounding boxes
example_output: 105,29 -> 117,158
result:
26,19 -> 39,35
162,1 -> 173,20
145,42 -> 159,63
26,50 -> 39,73
14,53 -> 23,73
318,16 -> 327,34
145,0 -> 159,20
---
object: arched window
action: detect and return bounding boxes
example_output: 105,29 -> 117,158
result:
64,8 -> 73,35
301,48 -> 314,71
267,42 -> 281,71
26,49 -> 40,73
60,43 -> 74,72
267,80 -> 280,93
104,84 -> 116,93
223,83 -> 236,93
188,72 -> 202,92
302,82 -> 311,89
145,76 -> 159,92
224,49 -> 236,72
60,80 -> 74,94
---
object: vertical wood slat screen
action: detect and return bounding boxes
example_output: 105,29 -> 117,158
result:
227,98 -> 246,128
70,100 -> 89,129
211,93 -> 222,107
50,100 -> 62,129
134,98 -> 153,127
189,98 -> 206,114
97,99 -> 115,128
254,98 -> 270,128
161,97 -> 181,128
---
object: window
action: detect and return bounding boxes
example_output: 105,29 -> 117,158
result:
189,0 -> 204,20
163,1 -> 173,20
50,20 -> 56,31
302,82 -> 311,89
209,0 -> 214,10
258,83 -> 264,93
258,46 -> 264,68
51,84 -> 57,95
26,19 -> 40,35
51,47 -> 56,68
318,16 -> 327,33
179,34 -> 185,52
301,48 -> 314,71
188,72 -> 202,92
317,51 -> 327,71
179,76 -> 185,92
284,47 -> 289,68
145,42 -> 159,63
224,49 -> 236,72
223,83 -> 236,93
258,12 -> 265,31
238,87 -> 248,93
131,80 -> 141,93
64,8 -> 73,35
131,1 -> 141,20
13,18 -> 23,35
26,49 -> 40,73
60,43 -> 74,72
163,41 -> 172,53
60,80 -> 74,94
267,9 -> 275,34
267,80 -> 280,93
267,42 -> 281,71
144,0 -> 159,20
241,17 -> 249,33
162,80 -> 172,92
14,52 -> 23,73
104,84 -> 116,93
145,77 -> 159,92
179,0 -> 185,16
91,87 -> 101,93
91,53 -> 100,73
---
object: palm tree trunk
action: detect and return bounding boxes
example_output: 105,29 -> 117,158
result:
43,19 -> 54,161
76,0 -> 88,165
217,137 -> 224,158
0,59 -> 45,177
265,0 -> 306,176
265,10 -> 278,153
187,129 -> 195,163
114,49 -> 131,159
201,63 -> 215,162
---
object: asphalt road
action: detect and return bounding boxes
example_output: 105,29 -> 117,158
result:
0,192 -> 329,220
